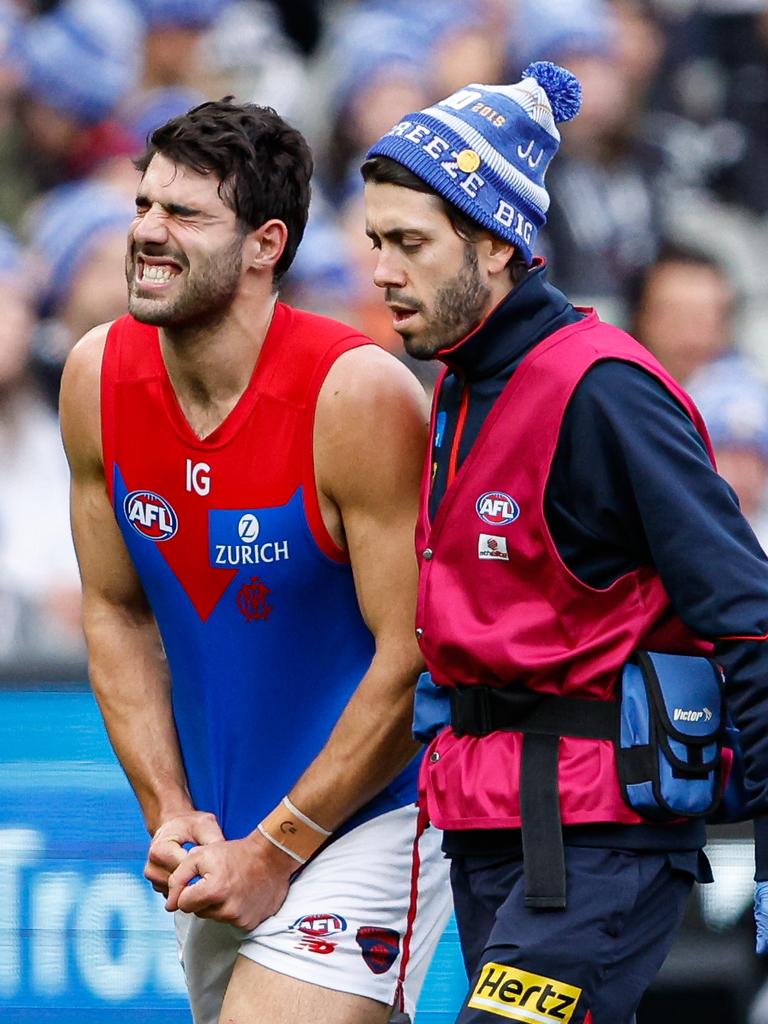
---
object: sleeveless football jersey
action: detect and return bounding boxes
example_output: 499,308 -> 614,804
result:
101,303 -> 419,840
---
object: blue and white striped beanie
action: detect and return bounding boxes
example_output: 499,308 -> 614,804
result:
366,61 -> 582,264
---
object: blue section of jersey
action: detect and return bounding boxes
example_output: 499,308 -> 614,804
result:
113,468 -> 419,840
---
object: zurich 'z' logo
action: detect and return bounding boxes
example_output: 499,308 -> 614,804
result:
476,490 -> 520,527
123,490 -> 178,541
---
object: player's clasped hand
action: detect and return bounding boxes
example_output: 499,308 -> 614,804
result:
144,810 -> 225,897
165,831 -> 296,932
755,881 -> 768,954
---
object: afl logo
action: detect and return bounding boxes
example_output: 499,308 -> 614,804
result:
291,913 -> 347,937
476,491 -> 520,526
123,490 -> 178,541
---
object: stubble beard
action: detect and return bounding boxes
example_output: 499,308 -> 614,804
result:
402,243 -> 491,360
127,233 -> 245,331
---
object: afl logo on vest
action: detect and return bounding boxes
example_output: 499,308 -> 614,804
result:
476,490 -> 520,526
123,490 -> 179,541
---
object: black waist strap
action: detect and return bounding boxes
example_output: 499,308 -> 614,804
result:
449,685 -> 615,740
450,684 -> 617,910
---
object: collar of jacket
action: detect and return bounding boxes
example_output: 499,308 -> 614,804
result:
437,258 -> 576,381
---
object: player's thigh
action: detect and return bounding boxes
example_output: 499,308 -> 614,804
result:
239,804 -> 451,1019
219,957 -> 393,1024
175,911 -> 243,1024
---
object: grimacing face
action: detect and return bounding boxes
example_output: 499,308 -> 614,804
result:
364,181 -> 492,359
126,153 -> 246,329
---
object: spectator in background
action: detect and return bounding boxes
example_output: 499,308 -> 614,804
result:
124,85 -> 207,151
131,0 -> 227,90
510,0 -> 666,320
3,0 -> 140,209
411,0 -> 508,103
318,9 -> 430,203
192,1 -> 309,124
27,181 -> 134,408
672,0 -> 768,218
631,244 -> 735,386
281,190 -> 357,323
0,223 -> 82,662
688,356 -> 768,551
318,1 -> 508,203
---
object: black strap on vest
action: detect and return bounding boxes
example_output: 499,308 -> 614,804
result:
450,684 -> 616,910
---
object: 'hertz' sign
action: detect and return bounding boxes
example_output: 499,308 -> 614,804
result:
468,962 -> 582,1022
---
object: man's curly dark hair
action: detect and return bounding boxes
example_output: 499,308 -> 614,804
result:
135,97 -> 313,282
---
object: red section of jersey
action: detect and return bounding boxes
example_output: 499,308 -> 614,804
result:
101,304 -> 370,620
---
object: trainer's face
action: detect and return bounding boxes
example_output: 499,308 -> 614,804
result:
126,153 -> 245,327
364,181 -> 493,359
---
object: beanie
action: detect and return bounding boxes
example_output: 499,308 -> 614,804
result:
19,0 -> 141,124
366,61 -> 581,264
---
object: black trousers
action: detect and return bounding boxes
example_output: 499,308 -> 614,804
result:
450,846 -> 695,1024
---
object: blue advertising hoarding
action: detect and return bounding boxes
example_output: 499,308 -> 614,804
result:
0,686 -> 466,1022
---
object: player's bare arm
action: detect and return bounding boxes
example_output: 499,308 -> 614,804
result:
291,344 -> 429,820
60,324 -> 224,890
166,344 -> 429,928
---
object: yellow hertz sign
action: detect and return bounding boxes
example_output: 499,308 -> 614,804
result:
468,962 -> 582,1022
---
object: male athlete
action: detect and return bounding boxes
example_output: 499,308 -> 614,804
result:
362,63 -> 768,1022
60,99 -> 451,1024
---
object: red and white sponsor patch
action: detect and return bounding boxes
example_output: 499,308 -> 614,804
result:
478,534 -> 509,560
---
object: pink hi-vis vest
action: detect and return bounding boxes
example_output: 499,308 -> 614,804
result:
416,312 -> 714,831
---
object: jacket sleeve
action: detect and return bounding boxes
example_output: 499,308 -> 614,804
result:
549,358 -> 768,816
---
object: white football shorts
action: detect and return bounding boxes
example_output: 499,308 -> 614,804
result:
175,802 -> 452,1023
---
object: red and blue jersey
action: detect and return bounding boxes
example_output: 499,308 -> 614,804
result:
101,304 -> 418,840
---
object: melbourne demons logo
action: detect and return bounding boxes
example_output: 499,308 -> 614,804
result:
237,576 -> 272,621
123,490 -> 178,541
475,490 -> 520,526
356,926 -> 400,975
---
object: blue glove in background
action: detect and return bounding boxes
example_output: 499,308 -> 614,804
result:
755,881 -> 768,954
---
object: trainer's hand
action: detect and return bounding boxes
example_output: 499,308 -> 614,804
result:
756,882 -> 768,954
165,831 -> 296,932
145,811 -> 225,897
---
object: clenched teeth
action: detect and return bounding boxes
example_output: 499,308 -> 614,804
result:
143,264 -> 177,281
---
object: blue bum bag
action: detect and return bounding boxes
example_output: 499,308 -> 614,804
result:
414,654 -> 745,823
617,651 -> 727,820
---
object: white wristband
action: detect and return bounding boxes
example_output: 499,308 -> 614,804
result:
257,822 -> 306,864
282,796 -> 332,837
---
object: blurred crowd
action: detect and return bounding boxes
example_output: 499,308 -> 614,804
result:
2,0 -> 768,667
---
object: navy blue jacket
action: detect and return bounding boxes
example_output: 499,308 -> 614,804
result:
430,263 -> 768,875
